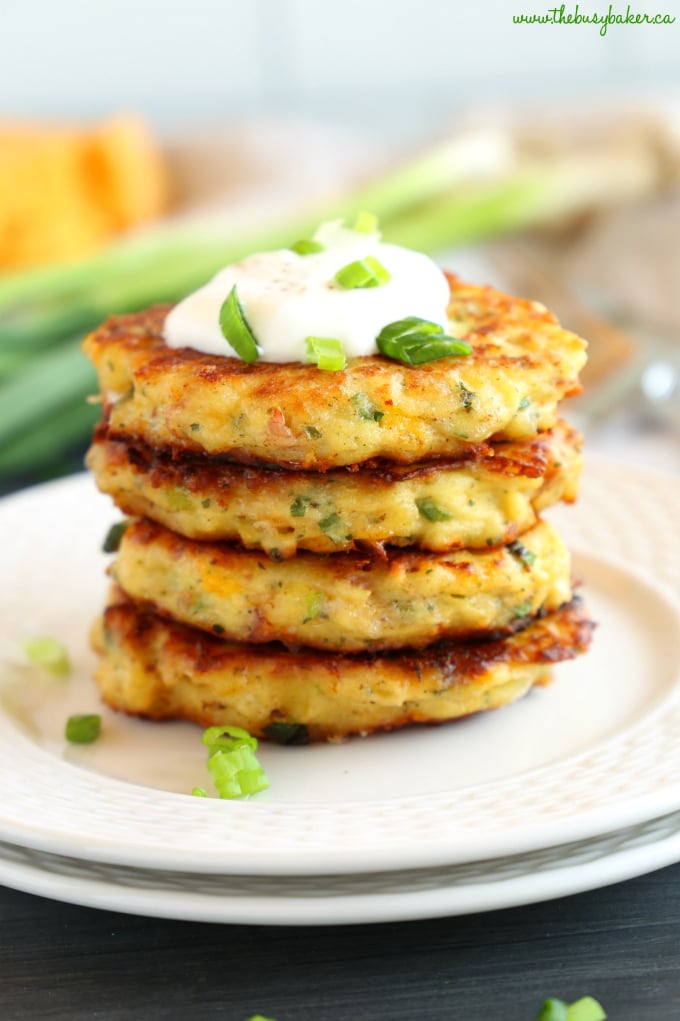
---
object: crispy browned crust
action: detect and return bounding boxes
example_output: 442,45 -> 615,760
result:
86,420 -> 582,553
91,596 -> 594,742
111,516 -> 572,652
82,274 -> 587,469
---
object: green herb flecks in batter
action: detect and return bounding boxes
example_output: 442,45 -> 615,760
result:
415,497 -> 452,522
508,540 -> 537,570
352,391 -> 384,423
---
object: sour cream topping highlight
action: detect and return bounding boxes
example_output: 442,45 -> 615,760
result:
163,220 -> 451,364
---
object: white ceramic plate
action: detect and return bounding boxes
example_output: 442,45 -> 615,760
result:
1,810 -> 680,925
1,458 -> 680,877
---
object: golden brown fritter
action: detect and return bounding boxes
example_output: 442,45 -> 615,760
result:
111,518 -> 572,652
91,595 -> 594,742
82,275 -> 587,470
87,421 -> 582,556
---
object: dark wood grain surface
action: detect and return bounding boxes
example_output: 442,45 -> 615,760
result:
2,863 -> 680,1020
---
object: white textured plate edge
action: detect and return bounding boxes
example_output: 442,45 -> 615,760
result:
0,458 -> 680,876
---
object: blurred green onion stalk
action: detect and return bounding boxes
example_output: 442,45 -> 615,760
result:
0,128 -> 662,490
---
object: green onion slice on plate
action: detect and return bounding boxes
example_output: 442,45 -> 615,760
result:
219,286 -> 261,363
376,315 -> 471,365
201,726 -> 269,799
65,714 -> 101,744
22,636 -> 71,677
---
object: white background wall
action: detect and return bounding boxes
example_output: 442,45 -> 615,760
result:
1,0 -> 679,140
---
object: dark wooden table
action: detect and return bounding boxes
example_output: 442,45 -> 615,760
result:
2,862 -> 680,1020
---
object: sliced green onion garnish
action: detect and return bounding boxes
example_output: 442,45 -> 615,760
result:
376,316 -> 471,365
566,997 -> 607,1021
65,714 -> 101,744
352,211 -> 379,234
22,636 -> 71,677
219,286 -> 260,363
537,1000 -> 569,1021
415,497 -> 452,522
334,255 -> 391,289
208,747 -> 269,799
305,336 -> 346,372
289,238 -> 324,255
200,725 -> 269,799
192,787 -> 208,797
102,519 -> 129,553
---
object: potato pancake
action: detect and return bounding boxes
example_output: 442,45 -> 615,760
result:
92,596 -> 594,742
82,275 -> 587,470
88,421 -> 582,556
112,518 -> 572,652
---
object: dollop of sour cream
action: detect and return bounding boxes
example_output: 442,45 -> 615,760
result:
163,221 -> 450,363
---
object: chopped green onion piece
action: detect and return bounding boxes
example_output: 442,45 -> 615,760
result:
352,211 -> 379,234
334,255 -> 391,289
518,395 -> 531,410
263,722 -> 310,746
319,513 -> 341,533
244,1015 -> 278,1021
379,316 -> 443,340
303,591 -> 324,622
289,238 -> 324,255
192,787 -> 208,797
458,380 -> 476,409
201,725 -> 258,751
305,336 -> 346,372
166,487 -> 192,512
566,997 -> 607,1021
537,1000 -> 569,1021
415,497 -> 452,522
513,600 -> 533,618
102,519 -> 129,553
377,316 -> 471,365
65,714 -> 101,744
208,747 -> 269,799
352,391 -> 384,422
219,286 -> 260,363
22,636 -> 71,677
201,726 -> 269,799
290,495 -> 308,517
508,540 -> 537,570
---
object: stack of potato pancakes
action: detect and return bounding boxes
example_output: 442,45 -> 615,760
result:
83,273 -> 593,744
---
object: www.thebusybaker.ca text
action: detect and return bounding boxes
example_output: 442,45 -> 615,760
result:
513,3 -> 676,35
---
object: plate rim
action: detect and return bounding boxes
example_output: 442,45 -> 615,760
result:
1,809 -> 679,925
2,459 -> 680,876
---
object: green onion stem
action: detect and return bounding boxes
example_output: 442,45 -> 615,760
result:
0,340 -> 96,449
0,133 -> 657,487
0,400 -> 98,477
